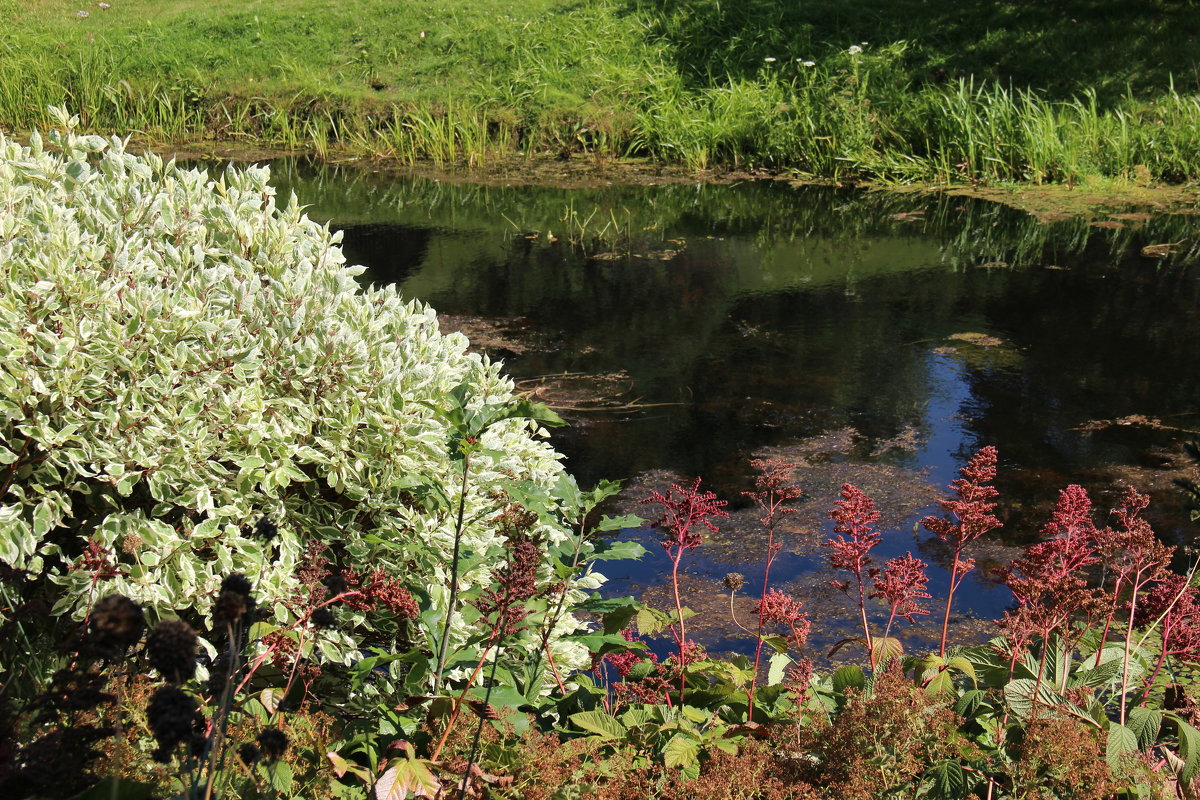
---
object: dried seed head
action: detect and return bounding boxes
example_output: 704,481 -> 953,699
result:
87,594 -> 145,656
722,572 -> 744,592
213,573 -> 256,626
252,516 -> 278,540
146,685 -> 201,762
256,727 -> 289,762
146,619 -> 198,683
237,742 -> 261,766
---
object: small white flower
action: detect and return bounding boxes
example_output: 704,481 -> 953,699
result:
764,57 -> 777,62
76,9 -> 89,17
800,60 -> 816,67
98,2 -> 110,8
848,45 -> 862,55
861,41 -> 869,46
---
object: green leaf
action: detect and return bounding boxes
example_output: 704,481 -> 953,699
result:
946,656 -> 977,686
925,669 -> 956,696
625,660 -> 656,681
570,710 -> 628,741
591,540 -> 649,561
1170,713 -> 1200,785
831,665 -> 865,695
767,652 -> 792,686
1128,706 -> 1163,749
264,761 -> 294,794
595,513 -> 644,532
924,760 -> 969,799
636,608 -> 670,637
1107,723 -> 1139,772
602,604 -> 640,635
871,636 -> 904,666
662,735 -> 699,770
374,757 -> 440,800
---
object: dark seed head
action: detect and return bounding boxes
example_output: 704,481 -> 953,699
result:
146,686 -> 201,762
256,727 -> 288,763
321,573 -> 348,597
213,574 -> 256,626
252,516 -> 278,540
237,742 -> 261,766
722,572 -> 744,592
146,619 -> 198,683
310,607 -> 336,629
87,594 -> 146,657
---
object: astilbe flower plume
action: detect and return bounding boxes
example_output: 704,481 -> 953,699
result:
642,477 -> 727,702
1134,573 -> 1200,688
753,589 -> 811,649
871,552 -> 931,640
825,484 -> 882,666
997,485 -> 1103,657
921,446 -> 1002,656
742,459 -> 802,720
474,539 -> 542,637
603,628 -> 659,679
643,477 -> 729,555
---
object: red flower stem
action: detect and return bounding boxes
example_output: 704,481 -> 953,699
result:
939,552 -> 962,658
747,504 -> 779,721
670,549 -> 688,705
430,624 -> 503,761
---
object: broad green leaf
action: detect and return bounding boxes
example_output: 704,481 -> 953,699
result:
570,710 -> 628,741
924,760 -> 969,799
1128,707 -> 1163,749
871,636 -> 904,666
591,540 -> 649,561
1106,723 -> 1139,771
767,652 -> 792,686
946,656 -> 977,686
1170,713 -> 1200,785
662,735 -> 699,770
831,665 -> 866,695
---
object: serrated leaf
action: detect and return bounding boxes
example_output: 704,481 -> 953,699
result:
925,760 -> 968,799
831,665 -> 865,695
570,710 -> 628,741
1107,723 -> 1139,771
591,540 -> 649,561
374,757 -> 439,799
946,656 -> 977,686
1128,707 -> 1163,749
636,608 -> 669,637
1171,714 -> 1200,785
662,735 -> 699,769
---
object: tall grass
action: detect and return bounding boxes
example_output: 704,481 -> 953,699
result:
4,2 -> 1200,183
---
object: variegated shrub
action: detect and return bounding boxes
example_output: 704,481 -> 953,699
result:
0,109 -> 602,676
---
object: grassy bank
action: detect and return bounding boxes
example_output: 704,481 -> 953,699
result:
4,0 -> 1200,183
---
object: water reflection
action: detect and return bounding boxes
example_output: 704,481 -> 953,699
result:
272,161 -> 1200,657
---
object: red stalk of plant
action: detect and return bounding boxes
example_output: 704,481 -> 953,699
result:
642,477 -> 728,705
743,459 -> 801,721
921,446 -> 1002,657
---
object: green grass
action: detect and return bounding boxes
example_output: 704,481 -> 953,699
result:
3,0 -> 1200,182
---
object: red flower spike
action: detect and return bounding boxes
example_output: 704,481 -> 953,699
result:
871,552 -> 932,624
642,477 -> 729,554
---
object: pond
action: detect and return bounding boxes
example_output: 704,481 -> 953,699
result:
271,161 -> 1200,661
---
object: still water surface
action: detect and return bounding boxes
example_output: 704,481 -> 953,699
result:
274,162 -> 1200,657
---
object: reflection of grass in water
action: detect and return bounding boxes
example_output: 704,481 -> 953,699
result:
271,161 -> 1200,270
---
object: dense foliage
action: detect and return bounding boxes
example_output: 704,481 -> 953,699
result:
0,109 -> 615,677
3,118 -> 1200,800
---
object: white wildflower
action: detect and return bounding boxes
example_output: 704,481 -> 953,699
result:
848,45 -> 862,55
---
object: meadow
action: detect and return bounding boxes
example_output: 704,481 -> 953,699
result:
4,0 -> 1200,182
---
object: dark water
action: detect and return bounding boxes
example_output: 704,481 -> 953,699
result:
272,161 -> 1200,657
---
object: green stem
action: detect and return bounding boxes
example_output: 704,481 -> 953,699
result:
434,453 -> 471,694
